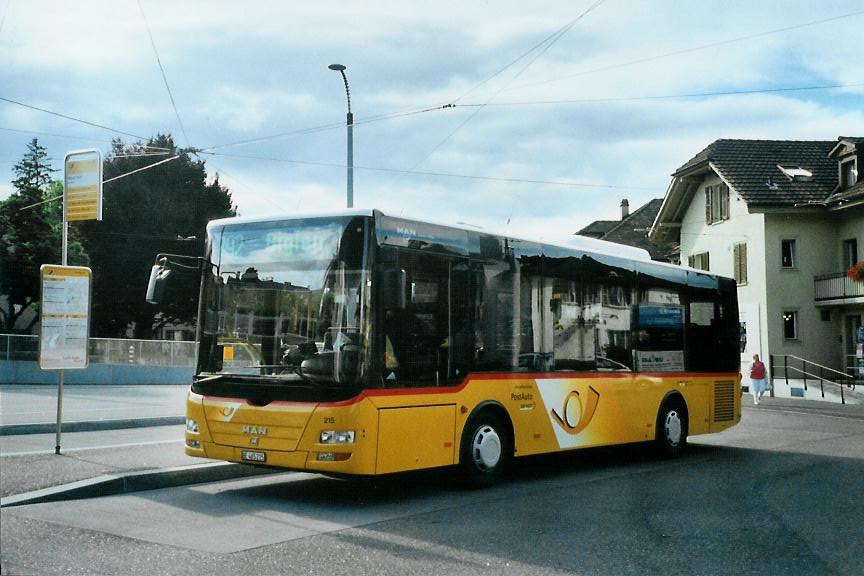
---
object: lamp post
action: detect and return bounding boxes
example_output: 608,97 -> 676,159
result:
328,63 -> 353,208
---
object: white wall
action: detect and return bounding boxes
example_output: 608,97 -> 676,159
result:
680,173 -> 768,366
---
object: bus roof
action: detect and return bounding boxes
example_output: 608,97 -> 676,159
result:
205,208 -> 726,279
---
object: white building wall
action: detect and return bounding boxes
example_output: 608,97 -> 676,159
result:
679,174 -> 768,371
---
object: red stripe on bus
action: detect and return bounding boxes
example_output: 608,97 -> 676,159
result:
316,371 -> 739,407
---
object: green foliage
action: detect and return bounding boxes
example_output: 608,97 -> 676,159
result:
0,139 -> 60,333
78,134 -> 235,338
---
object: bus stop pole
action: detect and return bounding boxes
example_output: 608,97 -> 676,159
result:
55,370 -> 64,454
55,220 -> 68,455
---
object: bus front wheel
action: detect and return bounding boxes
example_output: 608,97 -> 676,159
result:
655,398 -> 688,458
459,411 -> 511,486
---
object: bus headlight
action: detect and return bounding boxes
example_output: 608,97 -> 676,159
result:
186,419 -> 199,433
320,430 -> 355,444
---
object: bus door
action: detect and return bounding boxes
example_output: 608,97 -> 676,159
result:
381,249 -> 471,386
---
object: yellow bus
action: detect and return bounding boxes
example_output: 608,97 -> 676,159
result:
148,209 -> 741,484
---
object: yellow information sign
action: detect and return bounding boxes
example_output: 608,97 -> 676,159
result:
64,150 -> 102,222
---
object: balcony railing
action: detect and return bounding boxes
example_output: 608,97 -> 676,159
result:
814,272 -> 864,302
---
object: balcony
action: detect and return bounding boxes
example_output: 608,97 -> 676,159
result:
814,272 -> 864,305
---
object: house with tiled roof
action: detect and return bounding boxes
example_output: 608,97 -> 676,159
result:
650,137 -> 864,388
577,198 -> 678,262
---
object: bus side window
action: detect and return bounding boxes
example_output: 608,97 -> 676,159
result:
549,278 -> 633,372
686,298 -> 717,372
633,288 -> 684,372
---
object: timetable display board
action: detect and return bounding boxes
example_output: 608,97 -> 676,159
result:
39,265 -> 92,370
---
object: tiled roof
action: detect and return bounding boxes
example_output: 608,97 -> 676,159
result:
576,220 -> 618,236
578,199 -> 677,262
674,139 -> 839,206
600,199 -> 674,260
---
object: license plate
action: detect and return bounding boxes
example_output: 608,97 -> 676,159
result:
241,450 -> 266,463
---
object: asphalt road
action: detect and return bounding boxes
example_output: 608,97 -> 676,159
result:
2,402 -> 864,576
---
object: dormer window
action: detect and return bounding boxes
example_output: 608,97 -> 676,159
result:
840,159 -> 857,189
777,165 -> 813,182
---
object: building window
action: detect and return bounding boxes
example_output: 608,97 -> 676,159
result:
840,159 -> 857,189
781,239 -> 796,269
705,183 -> 730,224
821,310 -> 831,322
733,243 -> 747,285
843,238 -> 858,269
688,252 -> 710,271
782,311 -> 798,340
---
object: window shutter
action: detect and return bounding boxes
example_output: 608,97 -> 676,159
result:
688,255 -> 695,268
705,252 -> 710,271
734,243 -> 747,284
705,187 -> 713,224
720,184 -> 730,220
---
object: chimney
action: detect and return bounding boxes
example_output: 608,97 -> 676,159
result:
620,198 -> 629,220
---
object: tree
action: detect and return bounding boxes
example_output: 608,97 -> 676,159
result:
0,139 -> 60,333
78,134 -> 235,338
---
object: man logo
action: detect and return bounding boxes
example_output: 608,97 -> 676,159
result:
550,386 -> 600,435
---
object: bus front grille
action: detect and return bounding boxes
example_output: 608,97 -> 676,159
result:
713,380 -> 735,422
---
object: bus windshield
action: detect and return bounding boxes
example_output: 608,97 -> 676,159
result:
196,215 -> 369,394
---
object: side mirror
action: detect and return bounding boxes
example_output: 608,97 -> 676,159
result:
145,258 -> 172,304
382,268 -> 406,310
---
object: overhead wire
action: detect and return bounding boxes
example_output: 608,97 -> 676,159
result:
0,96 -> 149,140
456,81 -> 864,108
197,149 -> 653,191
502,8 -> 864,94
409,0 -> 607,173
0,126 -> 116,145
137,0 -> 190,147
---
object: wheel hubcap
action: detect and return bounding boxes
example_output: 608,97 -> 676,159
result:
472,425 -> 501,471
664,410 -> 682,447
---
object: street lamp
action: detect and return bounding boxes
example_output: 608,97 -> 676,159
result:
328,63 -> 353,208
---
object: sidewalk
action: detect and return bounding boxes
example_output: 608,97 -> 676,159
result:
0,384 -> 275,505
0,384 -> 188,434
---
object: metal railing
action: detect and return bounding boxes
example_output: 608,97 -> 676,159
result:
769,354 -> 859,404
0,334 -> 196,367
844,355 -> 862,386
814,272 -> 864,301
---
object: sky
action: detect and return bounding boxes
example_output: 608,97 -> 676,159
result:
2,0 -> 863,245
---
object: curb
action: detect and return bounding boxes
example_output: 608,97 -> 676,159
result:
0,461 -> 280,508
0,416 -> 186,436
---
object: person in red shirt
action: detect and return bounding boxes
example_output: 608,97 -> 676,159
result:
750,354 -> 767,404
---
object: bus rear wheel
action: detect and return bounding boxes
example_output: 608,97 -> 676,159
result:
459,411 -> 511,486
655,398 -> 688,458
